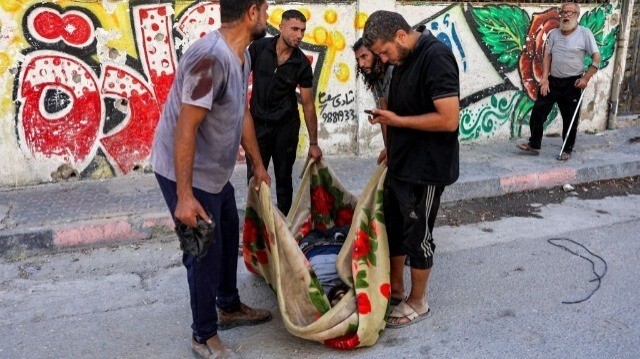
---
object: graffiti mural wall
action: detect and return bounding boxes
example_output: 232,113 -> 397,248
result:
0,1 -> 623,185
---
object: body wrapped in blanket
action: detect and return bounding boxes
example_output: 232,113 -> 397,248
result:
242,159 -> 390,349
299,226 -> 351,305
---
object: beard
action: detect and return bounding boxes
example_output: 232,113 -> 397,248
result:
251,24 -> 267,41
559,18 -> 578,32
391,44 -> 412,66
283,36 -> 300,49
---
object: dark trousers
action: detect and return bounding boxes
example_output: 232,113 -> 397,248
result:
247,119 -> 300,215
383,176 -> 445,270
528,75 -> 583,154
155,174 -> 241,342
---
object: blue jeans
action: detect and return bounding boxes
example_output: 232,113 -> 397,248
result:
155,174 -> 241,342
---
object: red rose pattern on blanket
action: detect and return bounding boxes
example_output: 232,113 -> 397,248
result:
242,160 -> 390,349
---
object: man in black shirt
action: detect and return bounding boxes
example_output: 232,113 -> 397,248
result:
247,9 -> 322,215
363,10 -> 460,328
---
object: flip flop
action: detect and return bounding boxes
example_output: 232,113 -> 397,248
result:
386,301 -> 431,329
517,143 -> 540,156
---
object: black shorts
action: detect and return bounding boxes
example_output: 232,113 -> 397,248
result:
383,176 -> 444,270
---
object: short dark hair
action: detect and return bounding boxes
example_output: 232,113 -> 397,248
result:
281,9 -> 307,23
362,11 -> 412,47
220,0 -> 265,23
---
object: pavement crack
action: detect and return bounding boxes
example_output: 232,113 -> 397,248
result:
0,204 -> 14,229
133,270 -> 158,291
25,303 -> 160,324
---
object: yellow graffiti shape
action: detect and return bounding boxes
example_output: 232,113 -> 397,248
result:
269,8 -> 284,27
334,62 -> 350,82
0,53 -> 10,73
330,31 -> 345,51
312,26 -> 328,46
355,12 -> 368,30
298,7 -> 311,22
324,9 -> 337,24
1,1 -> 21,13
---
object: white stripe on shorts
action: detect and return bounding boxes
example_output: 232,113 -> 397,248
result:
420,185 -> 436,258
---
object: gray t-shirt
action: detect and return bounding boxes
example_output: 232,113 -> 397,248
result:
373,65 -> 393,106
546,26 -> 599,78
150,30 -> 250,194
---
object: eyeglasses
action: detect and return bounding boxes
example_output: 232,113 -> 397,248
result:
559,10 -> 578,16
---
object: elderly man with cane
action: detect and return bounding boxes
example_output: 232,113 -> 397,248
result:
518,2 -> 600,161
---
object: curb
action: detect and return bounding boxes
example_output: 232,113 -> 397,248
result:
0,213 -> 174,258
1,159 -> 639,258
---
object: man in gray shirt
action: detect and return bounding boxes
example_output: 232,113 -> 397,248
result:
150,1 -> 271,357
518,2 -> 600,161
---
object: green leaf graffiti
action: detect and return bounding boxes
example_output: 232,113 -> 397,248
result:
580,3 -> 618,68
510,91 -> 535,138
471,4 -> 530,71
460,94 -> 519,141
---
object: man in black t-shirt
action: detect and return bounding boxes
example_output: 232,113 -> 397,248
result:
247,9 -> 322,215
363,10 -> 460,328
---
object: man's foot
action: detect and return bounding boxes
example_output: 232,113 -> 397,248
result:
557,152 -> 571,161
386,300 -> 431,329
517,142 -> 540,155
191,335 -> 237,359
218,303 -> 272,331
390,295 -> 407,307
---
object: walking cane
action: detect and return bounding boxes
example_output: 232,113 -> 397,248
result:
558,88 -> 587,160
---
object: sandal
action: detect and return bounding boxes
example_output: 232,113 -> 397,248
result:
218,303 -> 272,331
557,152 -> 571,161
386,301 -> 431,329
517,143 -> 540,156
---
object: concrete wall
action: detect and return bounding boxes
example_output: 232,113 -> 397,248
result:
0,1 -> 625,186
619,1 -> 640,117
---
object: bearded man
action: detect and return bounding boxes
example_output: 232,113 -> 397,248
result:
352,37 -> 393,164
518,2 -> 600,161
363,11 -> 460,328
150,0 -> 273,357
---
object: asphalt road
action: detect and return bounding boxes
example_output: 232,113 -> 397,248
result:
1,193 -> 639,358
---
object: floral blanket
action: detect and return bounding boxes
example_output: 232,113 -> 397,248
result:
242,159 -> 390,349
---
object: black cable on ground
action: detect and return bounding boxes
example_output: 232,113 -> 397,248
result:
547,237 -> 608,304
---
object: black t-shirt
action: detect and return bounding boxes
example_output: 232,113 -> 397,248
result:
386,31 -> 460,186
248,36 -> 313,123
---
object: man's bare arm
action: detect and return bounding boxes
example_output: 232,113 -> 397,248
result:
369,96 -> 460,133
173,104 -> 211,227
300,87 -> 322,161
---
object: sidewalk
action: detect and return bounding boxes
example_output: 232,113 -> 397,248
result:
1,127 -> 639,257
